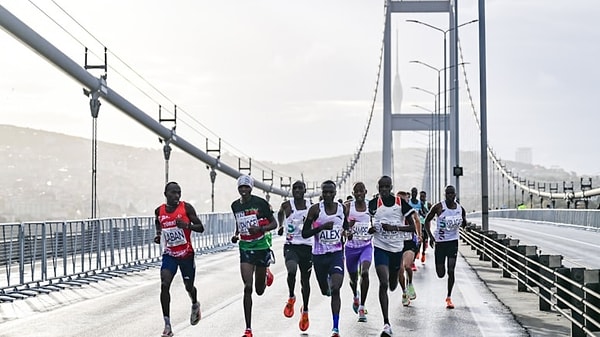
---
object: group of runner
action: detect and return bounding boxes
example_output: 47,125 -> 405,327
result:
153,175 -> 467,337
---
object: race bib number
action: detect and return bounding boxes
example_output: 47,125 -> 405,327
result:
319,228 -> 342,245
445,217 -> 462,230
352,222 -> 372,240
286,218 -> 303,241
237,214 -> 258,235
163,227 -> 187,247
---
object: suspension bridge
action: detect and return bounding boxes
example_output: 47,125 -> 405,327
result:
1,1 -> 599,336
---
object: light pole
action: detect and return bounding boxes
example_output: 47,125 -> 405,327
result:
411,107 -> 435,197
410,60 -> 469,188
412,86 -> 439,200
407,18 -> 478,195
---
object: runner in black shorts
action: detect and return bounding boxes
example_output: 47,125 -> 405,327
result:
424,185 -> 467,309
277,180 -> 313,332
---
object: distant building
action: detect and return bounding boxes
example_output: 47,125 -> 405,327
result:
515,147 -> 532,165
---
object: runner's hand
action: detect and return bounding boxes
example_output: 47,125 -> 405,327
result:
277,226 -> 284,236
153,235 -> 161,244
231,235 -> 239,244
176,219 -> 188,229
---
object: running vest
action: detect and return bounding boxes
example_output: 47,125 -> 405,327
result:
408,198 -> 424,224
373,196 -> 412,252
434,200 -> 463,242
284,199 -> 312,246
231,195 -> 272,250
312,201 -> 345,255
346,200 -> 372,249
158,202 -> 194,258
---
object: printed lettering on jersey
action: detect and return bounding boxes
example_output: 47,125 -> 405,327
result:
236,214 -> 258,235
163,227 -> 187,247
319,228 -> 342,245
445,217 -> 462,230
352,222 -> 372,240
286,217 -> 304,241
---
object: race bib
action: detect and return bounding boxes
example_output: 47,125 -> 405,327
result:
352,222 -> 372,240
237,214 -> 258,235
286,218 -> 303,241
445,217 -> 462,230
163,227 -> 187,247
319,228 -> 342,245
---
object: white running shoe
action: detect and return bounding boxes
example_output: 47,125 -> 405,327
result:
381,323 -> 393,336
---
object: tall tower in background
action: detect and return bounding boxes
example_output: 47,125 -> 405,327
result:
515,147 -> 532,165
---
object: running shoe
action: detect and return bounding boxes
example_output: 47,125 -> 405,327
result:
358,307 -> 367,322
421,252 -> 426,264
352,296 -> 360,313
407,284 -> 416,300
242,328 -> 253,337
445,297 -> 455,309
266,268 -> 274,287
299,306 -> 309,331
190,302 -> 201,325
331,327 -> 340,337
411,263 -> 417,271
161,325 -> 173,337
402,293 -> 410,307
381,323 -> 393,337
283,296 -> 296,318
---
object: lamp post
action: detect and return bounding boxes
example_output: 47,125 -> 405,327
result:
412,107 -> 435,197
411,86 -> 439,200
407,18 -> 478,195
410,60 -> 469,188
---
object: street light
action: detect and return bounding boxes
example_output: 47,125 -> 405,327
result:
411,86 -> 442,201
410,112 -> 434,197
410,60 -> 470,188
407,18 -> 478,194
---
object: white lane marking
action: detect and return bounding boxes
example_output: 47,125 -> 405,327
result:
456,254 -> 523,337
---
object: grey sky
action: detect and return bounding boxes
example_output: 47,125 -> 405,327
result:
1,1 -> 598,175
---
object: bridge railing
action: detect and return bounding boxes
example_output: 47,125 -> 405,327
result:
461,225 -> 600,337
470,209 -> 600,231
0,213 -> 235,302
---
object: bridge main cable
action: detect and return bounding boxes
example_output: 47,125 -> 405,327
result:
0,4 -> 299,198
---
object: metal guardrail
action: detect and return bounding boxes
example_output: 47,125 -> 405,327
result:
461,225 -> 600,337
480,209 -> 600,230
0,213 -> 235,302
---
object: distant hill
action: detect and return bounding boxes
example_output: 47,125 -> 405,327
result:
0,124 -> 593,222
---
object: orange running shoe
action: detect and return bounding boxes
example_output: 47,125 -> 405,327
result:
266,268 -> 274,287
299,306 -> 310,331
242,328 -> 253,337
283,297 -> 296,318
445,297 -> 455,309
421,252 -> 426,264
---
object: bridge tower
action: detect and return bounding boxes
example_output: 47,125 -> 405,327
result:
382,0 -> 456,194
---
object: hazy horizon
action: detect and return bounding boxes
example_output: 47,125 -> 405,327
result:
1,1 -> 599,176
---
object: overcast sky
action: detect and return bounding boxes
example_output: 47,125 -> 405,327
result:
1,0 -> 599,176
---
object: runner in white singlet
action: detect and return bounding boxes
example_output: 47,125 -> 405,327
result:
424,185 -> 467,309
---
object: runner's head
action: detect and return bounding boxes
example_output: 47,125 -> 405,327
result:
376,176 -> 392,197
291,180 -> 306,199
320,180 -> 337,204
164,181 -> 181,206
352,182 -> 367,202
237,174 -> 254,198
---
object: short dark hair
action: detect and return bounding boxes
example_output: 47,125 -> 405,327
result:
164,181 -> 179,193
321,180 -> 336,189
